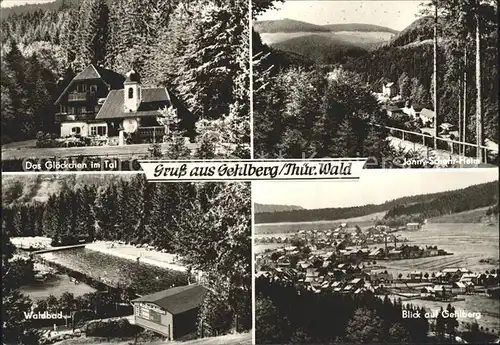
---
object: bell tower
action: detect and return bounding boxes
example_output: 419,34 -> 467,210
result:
124,69 -> 141,112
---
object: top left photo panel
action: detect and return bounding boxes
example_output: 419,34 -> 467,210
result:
1,0 -> 250,172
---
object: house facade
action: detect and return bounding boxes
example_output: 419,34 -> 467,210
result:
406,223 -> 421,231
131,284 -> 207,340
382,82 -> 397,98
54,64 -> 189,145
54,65 -> 125,138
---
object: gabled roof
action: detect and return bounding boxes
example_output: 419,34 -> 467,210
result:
54,64 -> 125,105
95,88 -> 172,120
131,284 -> 207,315
74,65 -> 101,80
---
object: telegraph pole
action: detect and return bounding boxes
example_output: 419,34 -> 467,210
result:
475,4 -> 483,162
433,0 -> 439,149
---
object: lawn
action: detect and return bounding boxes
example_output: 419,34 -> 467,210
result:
2,142 -> 198,160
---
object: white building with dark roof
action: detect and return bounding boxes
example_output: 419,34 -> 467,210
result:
53,65 -> 194,144
131,284 -> 207,340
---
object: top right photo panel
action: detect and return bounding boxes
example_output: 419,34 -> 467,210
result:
252,0 -> 498,168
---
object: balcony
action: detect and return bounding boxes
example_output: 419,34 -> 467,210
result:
55,113 -> 96,123
67,92 -> 89,102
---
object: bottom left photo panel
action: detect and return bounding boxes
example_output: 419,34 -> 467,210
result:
1,174 -> 252,345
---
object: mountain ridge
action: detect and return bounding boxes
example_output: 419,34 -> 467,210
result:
254,181 -> 498,224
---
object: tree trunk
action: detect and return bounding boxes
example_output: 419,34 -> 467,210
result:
463,44 -> 468,154
475,9 -> 483,162
433,1 -> 439,149
458,48 -> 462,155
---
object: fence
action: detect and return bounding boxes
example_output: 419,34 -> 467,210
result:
377,124 -> 495,164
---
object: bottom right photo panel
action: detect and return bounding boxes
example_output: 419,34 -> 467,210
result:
254,169 -> 499,344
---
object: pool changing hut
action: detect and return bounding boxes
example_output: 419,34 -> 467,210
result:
131,284 -> 207,340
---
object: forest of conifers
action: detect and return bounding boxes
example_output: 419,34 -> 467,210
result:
1,0 -> 249,145
2,176 -> 252,336
254,181 -> 498,224
256,278 -> 434,344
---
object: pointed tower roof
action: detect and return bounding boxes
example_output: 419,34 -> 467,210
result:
125,69 -> 141,83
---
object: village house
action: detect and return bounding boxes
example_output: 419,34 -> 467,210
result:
420,108 -> 435,127
406,223 -> 421,231
369,270 -> 393,285
402,102 -> 425,118
452,281 -> 467,294
387,249 -> 402,260
382,82 -> 398,98
459,273 -> 479,285
424,247 -> 439,257
410,271 -> 423,281
384,105 -> 405,118
441,268 -> 471,283
54,64 -> 193,145
131,284 -> 207,340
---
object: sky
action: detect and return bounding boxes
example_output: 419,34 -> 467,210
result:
253,169 -> 499,209
257,1 -> 426,31
1,0 -> 54,8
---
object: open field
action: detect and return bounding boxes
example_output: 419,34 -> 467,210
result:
430,207 -> 497,224
379,223 -> 499,273
51,332 -> 252,345
1,142 -> 197,160
255,211 -> 386,235
259,31 -> 394,46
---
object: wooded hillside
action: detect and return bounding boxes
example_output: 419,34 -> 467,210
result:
254,181 -> 498,224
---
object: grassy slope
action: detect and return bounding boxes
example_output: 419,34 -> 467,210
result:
271,34 -> 366,62
429,207 -> 499,224
52,332 -> 252,345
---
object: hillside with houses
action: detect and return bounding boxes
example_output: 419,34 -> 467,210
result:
253,2 -> 498,165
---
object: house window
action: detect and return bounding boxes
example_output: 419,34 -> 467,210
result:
90,125 -> 107,136
90,85 -> 97,93
81,84 -> 87,92
71,127 -> 81,135
128,87 -> 134,99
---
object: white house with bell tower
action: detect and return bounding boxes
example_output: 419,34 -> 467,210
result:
95,67 -> 177,145
124,69 -> 142,113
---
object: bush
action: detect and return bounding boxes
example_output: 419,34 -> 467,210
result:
85,319 -> 141,337
36,132 -> 90,148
